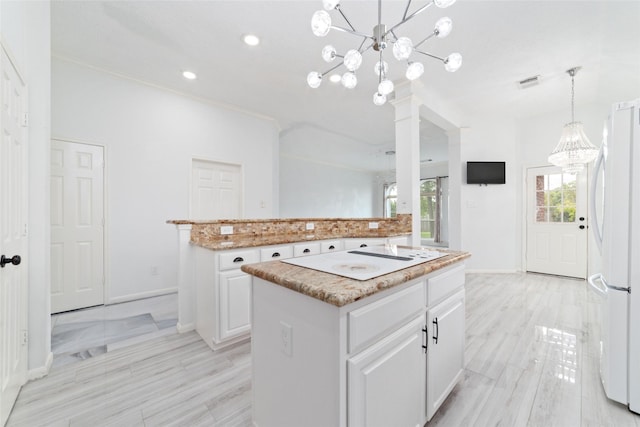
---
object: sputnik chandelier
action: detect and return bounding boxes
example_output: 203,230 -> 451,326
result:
307,0 -> 462,106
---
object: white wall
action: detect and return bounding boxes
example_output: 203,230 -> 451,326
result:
1,0 -> 52,374
459,118 -> 519,272
52,58 -> 279,302
280,154 -> 378,218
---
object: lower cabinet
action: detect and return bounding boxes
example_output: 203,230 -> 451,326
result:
348,315 -> 426,427
426,288 -> 466,421
218,270 -> 252,340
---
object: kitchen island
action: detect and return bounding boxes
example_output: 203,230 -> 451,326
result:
242,246 -> 470,427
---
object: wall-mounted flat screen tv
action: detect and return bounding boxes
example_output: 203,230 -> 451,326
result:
466,161 -> 506,184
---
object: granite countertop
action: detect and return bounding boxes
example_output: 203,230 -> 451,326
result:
241,249 -> 470,307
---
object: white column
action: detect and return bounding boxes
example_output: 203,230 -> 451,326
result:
176,224 -> 195,333
392,84 -> 422,246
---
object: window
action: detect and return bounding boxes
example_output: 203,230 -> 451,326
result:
383,183 -> 397,218
420,179 -> 437,239
535,173 -> 576,223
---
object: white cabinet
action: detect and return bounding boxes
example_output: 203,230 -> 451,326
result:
425,286 -> 465,421
195,246 -> 258,351
348,314 -> 426,427
218,270 -> 252,340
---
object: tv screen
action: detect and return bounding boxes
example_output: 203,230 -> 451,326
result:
466,161 -> 506,184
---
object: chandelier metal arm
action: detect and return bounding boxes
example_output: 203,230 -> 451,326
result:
335,4 -> 357,32
414,49 -> 445,62
331,25 -> 373,40
402,0 -> 413,21
414,32 -> 436,49
384,1 -> 434,38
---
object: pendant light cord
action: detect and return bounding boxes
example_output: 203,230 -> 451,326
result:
571,72 -> 575,123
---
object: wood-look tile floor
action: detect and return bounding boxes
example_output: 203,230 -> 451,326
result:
7,273 -> 640,426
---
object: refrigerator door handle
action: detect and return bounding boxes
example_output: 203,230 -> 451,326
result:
588,273 -> 607,298
590,144 -> 606,252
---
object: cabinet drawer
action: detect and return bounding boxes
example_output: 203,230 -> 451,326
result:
426,265 -> 465,307
348,281 -> 425,354
293,242 -> 321,257
320,240 -> 343,253
343,238 -> 386,250
219,249 -> 259,271
260,245 -> 294,262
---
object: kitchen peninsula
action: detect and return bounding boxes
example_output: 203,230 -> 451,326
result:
168,215 -> 413,350
242,246 -> 470,427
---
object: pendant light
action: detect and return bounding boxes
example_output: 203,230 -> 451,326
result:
548,67 -> 598,174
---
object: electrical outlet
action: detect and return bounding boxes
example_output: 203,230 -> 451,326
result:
220,225 -> 234,235
368,222 -> 379,229
280,321 -> 293,357
306,222 -> 314,230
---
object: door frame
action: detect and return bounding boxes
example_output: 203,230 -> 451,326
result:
521,163 -> 591,276
189,156 -> 245,219
50,137 -> 108,309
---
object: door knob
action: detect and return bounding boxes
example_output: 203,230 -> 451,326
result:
0,255 -> 21,268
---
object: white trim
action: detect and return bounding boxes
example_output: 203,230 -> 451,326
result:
27,351 -> 53,381
176,322 -> 195,333
465,269 -> 520,274
107,287 -> 177,305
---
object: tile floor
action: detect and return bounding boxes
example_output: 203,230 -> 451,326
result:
7,273 -> 640,426
50,293 -> 178,367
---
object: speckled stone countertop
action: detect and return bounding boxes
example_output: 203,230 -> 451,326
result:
241,248 -> 470,307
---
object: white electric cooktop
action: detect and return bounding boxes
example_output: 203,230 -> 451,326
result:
282,245 -> 446,281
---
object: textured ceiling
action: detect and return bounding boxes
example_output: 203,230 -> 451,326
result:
51,0 -> 640,169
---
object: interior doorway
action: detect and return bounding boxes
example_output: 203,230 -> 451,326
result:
191,159 -> 242,219
50,139 -> 105,313
525,166 -> 588,279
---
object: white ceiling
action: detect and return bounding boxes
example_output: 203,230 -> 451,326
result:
51,0 -> 640,169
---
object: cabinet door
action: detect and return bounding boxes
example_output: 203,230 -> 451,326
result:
218,270 -> 252,340
426,289 -> 465,421
348,315 -> 426,427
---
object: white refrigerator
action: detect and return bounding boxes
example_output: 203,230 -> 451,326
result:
588,99 -> 640,414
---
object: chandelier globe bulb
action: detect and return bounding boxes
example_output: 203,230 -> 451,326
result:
307,71 -> 323,88
341,72 -> 358,89
434,17 -> 453,38
311,10 -> 332,37
444,52 -> 462,72
393,37 -> 413,61
373,92 -> 387,106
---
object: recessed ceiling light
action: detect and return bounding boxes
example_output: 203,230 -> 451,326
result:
182,71 -> 197,80
243,34 -> 260,46
329,74 -> 341,83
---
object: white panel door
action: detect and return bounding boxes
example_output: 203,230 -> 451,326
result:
526,166 -> 588,278
50,140 -> 104,313
0,43 -> 28,427
218,270 -> 251,340
191,159 -> 242,220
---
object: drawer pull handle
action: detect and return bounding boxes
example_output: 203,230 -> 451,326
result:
422,326 -> 428,353
303,248 -> 311,253
360,244 -> 368,248
329,245 -> 335,250
233,257 -> 244,263
432,318 -> 439,344
271,252 -> 281,258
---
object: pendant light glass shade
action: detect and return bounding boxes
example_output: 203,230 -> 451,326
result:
393,37 -> 413,60
373,92 -> 387,106
434,0 -> 456,8
548,67 -> 599,174
444,53 -> 462,72
406,62 -> 424,80
343,49 -> 363,71
548,122 -> 599,174
341,72 -> 358,88
322,0 -> 340,10
378,79 -> 394,95
307,71 -> 322,88
322,45 -> 337,62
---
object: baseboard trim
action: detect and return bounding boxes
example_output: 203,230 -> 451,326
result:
176,322 -> 195,333
107,287 -> 177,305
466,269 -> 520,274
28,351 -> 53,381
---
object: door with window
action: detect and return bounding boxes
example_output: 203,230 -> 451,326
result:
526,166 -> 588,278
